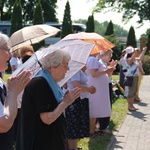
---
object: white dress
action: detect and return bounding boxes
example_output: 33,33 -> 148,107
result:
67,70 -> 89,99
0,78 -> 5,117
9,57 -> 21,73
86,56 -> 111,118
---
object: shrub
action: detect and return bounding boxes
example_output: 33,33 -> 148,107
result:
143,54 -> 150,75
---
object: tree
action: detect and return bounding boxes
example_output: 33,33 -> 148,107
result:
0,0 -> 5,20
146,29 -> 150,52
105,34 -> 121,61
23,0 -> 36,23
33,0 -> 44,51
147,33 -> 150,51
33,0 -> 44,25
10,0 -> 22,36
1,0 -> 25,21
1,0 -> 58,23
101,20 -> 120,60
61,1 -> 72,39
105,20 -> 114,36
41,0 -> 58,22
93,0 -> 150,25
74,19 -> 128,37
86,14 -> 95,32
126,26 -> 137,48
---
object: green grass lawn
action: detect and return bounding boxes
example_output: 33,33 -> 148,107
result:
112,74 -> 120,81
3,73 -> 11,83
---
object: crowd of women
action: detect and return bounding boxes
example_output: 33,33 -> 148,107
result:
119,46 -> 147,111
0,32 -> 147,150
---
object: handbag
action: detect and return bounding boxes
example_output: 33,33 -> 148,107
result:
124,76 -> 133,87
124,67 -> 137,87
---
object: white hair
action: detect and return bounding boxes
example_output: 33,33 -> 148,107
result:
40,49 -> 71,70
0,33 -> 10,50
99,49 -> 113,57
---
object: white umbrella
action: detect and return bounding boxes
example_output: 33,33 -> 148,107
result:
11,39 -> 95,87
9,24 -> 60,52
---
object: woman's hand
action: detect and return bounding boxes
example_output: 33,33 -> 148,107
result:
143,47 -> 147,52
88,86 -> 96,94
63,87 -> 81,106
109,59 -> 118,67
106,66 -> 116,74
7,70 -> 31,95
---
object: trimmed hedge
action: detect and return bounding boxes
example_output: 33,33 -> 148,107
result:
143,54 -> 150,75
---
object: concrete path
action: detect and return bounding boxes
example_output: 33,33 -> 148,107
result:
108,75 -> 150,150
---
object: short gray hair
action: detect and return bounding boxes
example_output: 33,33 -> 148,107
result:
0,33 -> 10,51
40,49 -> 71,70
99,49 -> 113,57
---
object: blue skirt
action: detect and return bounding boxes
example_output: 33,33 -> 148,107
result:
65,98 -> 89,139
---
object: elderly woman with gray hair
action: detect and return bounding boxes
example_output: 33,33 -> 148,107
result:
86,51 -> 116,137
97,50 -> 117,133
16,49 -> 81,150
0,33 -> 31,150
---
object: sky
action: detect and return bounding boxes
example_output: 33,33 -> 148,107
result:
56,0 -> 150,39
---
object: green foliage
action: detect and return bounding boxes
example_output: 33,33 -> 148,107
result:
126,26 -> 137,48
75,19 -> 128,37
86,14 -> 95,32
61,1 -> 72,38
41,0 -> 58,22
10,0 -> 22,35
103,20 -> 121,62
32,0 -> 45,51
23,0 -> 35,22
146,30 -> 150,52
105,20 -> 114,36
143,54 -> 150,75
33,0 -> 44,25
103,21 -> 121,61
93,0 -> 150,25
1,0 -> 58,23
104,34 -> 121,63
3,74 -> 11,83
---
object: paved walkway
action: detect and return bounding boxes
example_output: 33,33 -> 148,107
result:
108,75 -> 150,150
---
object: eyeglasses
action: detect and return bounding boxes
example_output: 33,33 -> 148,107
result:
0,48 -> 10,52
60,62 -> 69,68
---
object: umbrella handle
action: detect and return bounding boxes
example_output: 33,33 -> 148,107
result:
33,53 -> 43,69
38,60 -> 42,68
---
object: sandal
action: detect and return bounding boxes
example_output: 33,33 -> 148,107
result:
67,148 -> 82,150
95,130 -> 104,136
134,98 -> 142,102
128,107 -> 139,111
100,128 -> 111,134
90,131 -> 104,138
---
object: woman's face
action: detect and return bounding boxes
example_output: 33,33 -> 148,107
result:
103,52 -> 112,63
0,49 -> 11,72
50,60 -> 70,82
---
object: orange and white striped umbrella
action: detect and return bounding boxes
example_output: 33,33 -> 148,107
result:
61,32 -> 115,54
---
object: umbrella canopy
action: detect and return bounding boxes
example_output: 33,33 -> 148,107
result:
61,32 -> 115,54
11,40 -> 95,87
10,24 -> 60,52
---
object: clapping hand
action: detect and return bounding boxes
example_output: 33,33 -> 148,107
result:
7,70 -> 31,95
110,59 -> 118,67
89,86 -> 96,94
63,87 -> 81,106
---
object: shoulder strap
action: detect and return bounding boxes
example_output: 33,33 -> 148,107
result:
133,67 -> 138,75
